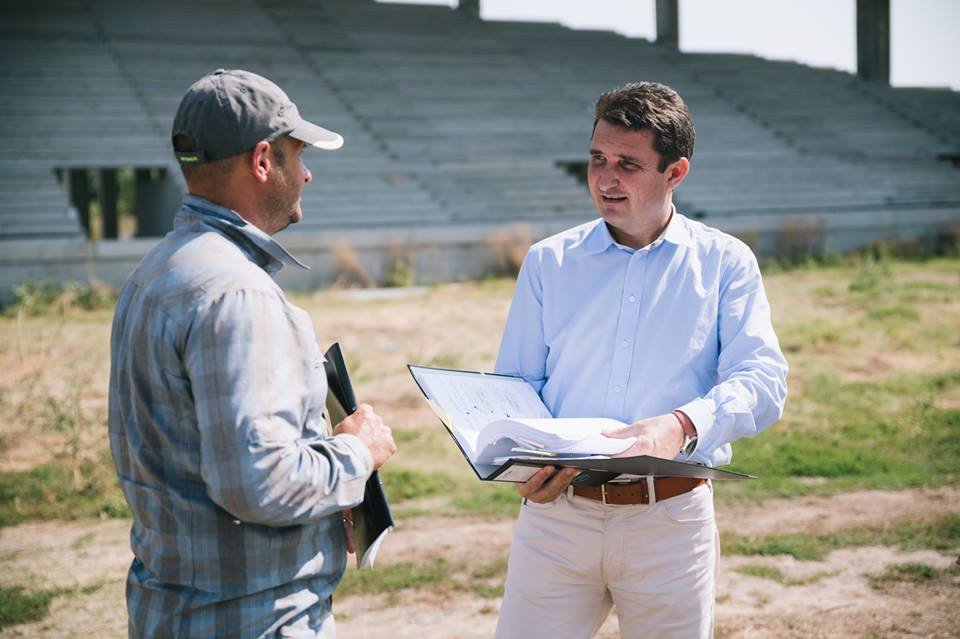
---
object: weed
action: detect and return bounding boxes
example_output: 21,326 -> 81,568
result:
486,225 -> 531,277
778,316 -> 846,353
865,562 -> 960,590
330,242 -> 371,288
0,579 -> 113,630
733,227 -> 759,253
4,279 -> 116,317
722,513 -> 960,561
42,383 -> 92,491
379,467 -> 457,502
866,562 -> 936,589
383,241 -> 416,288
774,217 -> 826,267
724,370 -> 960,494
336,558 -> 453,597
472,583 -> 504,599
0,585 -> 59,629
733,563 -> 834,585
450,484 -> 521,517
471,556 -> 508,580
471,557 -> 508,599
849,249 -> 892,292
0,454 -> 128,528
426,352 -> 462,369
733,564 -> 786,583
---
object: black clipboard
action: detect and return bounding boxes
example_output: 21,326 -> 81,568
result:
324,343 -> 394,569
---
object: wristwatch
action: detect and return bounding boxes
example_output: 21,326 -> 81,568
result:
672,410 -> 698,457
680,431 -> 698,457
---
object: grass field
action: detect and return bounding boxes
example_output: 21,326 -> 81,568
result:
0,254 -> 958,637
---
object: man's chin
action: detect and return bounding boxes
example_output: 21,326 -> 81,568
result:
288,207 -> 303,226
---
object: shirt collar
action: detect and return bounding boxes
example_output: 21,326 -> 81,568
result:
581,204 -> 694,255
178,194 -> 309,275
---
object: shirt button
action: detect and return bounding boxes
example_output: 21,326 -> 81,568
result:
621,340 -> 629,348
628,295 -> 637,303
614,385 -> 622,393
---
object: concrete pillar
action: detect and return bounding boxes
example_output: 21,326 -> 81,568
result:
656,0 -> 679,48
134,169 -> 153,237
458,0 -> 480,19
99,169 -> 118,239
134,169 -> 181,237
68,169 -> 91,236
857,0 -> 890,83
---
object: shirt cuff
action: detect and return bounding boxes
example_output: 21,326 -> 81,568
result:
334,432 -> 376,478
678,397 -> 716,455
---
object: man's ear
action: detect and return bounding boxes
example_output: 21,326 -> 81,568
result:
249,140 -> 272,184
666,157 -> 690,190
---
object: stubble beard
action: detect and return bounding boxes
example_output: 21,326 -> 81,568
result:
264,165 -> 302,234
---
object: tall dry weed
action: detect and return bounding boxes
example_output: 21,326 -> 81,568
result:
330,241 -> 371,288
776,217 -> 825,265
486,225 -> 532,277
383,240 -> 415,288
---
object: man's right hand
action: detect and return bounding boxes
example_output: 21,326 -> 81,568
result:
334,403 -> 397,469
516,465 -> 580,503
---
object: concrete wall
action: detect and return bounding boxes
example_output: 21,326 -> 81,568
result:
1,207 -> 957,305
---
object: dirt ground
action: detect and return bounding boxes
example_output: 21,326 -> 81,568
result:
1,487 -> 957,638
1,267 -> 958,637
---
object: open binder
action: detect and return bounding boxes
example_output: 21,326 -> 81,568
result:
408,364 -> 753,485
324,343 -> 394,569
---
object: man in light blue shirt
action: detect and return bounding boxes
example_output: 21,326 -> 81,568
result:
494,82 -> 787,638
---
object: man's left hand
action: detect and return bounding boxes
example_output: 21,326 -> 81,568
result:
603,413 -> 684,459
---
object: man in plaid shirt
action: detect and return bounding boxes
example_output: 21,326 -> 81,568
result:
108,69 -> 397,638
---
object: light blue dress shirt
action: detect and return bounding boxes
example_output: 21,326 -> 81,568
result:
495,212 -> 788,468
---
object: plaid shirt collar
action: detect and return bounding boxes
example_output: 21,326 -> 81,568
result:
178,194 -> 309,276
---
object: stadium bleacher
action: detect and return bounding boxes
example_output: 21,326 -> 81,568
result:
0,0 -> 957,250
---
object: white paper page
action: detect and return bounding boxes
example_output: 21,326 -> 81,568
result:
411,367 -> 551,460
484,417 -> 628,443
477,417 -> 634,464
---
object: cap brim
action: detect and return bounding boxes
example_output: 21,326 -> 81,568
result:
289,119 -> 343,150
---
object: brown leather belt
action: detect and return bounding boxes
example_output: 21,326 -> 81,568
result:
572,477 -> 705,505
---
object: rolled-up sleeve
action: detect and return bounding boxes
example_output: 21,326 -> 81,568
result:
183,288 -> 373,526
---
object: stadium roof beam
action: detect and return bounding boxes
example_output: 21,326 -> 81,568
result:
857,0 -> 890,84
655,0 -> 679,48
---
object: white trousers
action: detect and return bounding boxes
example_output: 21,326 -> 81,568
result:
495,483 -> 718,639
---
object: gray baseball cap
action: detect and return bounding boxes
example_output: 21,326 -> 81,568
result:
172,68 -> 343,164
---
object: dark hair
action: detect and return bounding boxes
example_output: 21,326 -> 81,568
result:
593,82 -> 695,172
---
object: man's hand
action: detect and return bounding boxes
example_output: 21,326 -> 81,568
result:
342,509 -> 356,554
334,403 -> 397,469
603,413 -> 684,459
516,466 -> 580,503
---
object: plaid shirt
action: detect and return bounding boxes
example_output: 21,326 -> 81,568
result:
108,195 -> 373,638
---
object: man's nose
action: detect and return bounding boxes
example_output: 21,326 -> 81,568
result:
596,168 -> 617,190
302,162 -> 312,184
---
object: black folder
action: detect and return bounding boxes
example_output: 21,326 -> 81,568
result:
407,364 -> 754,485
324,343 -> 394,569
